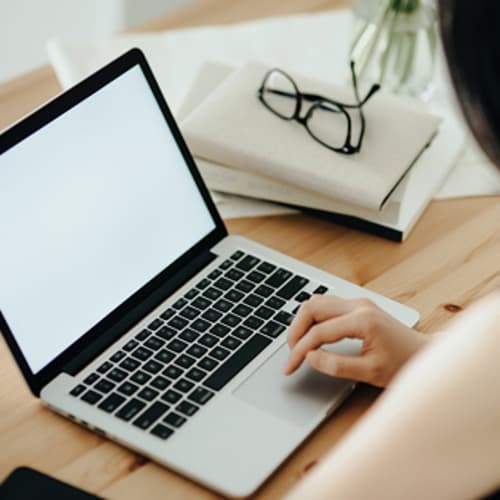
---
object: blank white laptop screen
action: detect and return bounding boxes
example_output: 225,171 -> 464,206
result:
0,65 -> 216,374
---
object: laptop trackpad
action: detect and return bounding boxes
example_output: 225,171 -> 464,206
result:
233,340 -> 360,427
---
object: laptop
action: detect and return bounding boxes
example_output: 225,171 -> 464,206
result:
0,49 -> 419,497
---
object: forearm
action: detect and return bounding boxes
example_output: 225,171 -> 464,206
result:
287,294 -> 500,500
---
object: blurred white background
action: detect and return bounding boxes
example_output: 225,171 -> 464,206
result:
0,0 -> 193,83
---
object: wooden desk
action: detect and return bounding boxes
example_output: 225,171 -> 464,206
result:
1,1 -> 499,498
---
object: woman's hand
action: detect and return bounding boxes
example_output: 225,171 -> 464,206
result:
283,295 -> 428,387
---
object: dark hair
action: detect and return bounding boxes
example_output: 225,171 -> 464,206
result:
439,1 -> 500,167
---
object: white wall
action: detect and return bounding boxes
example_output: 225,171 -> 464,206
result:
0,0 -> 193,83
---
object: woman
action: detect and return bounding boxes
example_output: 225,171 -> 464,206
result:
284,1 -> 500,498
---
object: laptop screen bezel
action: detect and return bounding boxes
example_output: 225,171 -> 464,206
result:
0,48 -> 227,396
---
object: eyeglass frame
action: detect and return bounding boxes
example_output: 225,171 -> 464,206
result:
257,62 -> 380,155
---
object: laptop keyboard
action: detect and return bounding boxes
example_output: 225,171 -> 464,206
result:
69,250 -> 329,441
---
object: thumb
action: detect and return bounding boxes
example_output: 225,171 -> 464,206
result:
306,349 -> 377,385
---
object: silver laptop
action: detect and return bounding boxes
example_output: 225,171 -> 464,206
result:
0,49 -> 419,497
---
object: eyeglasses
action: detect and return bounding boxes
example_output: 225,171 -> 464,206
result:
257,62 -> 380,155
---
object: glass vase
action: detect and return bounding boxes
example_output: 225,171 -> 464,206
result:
350,0 -> 438,99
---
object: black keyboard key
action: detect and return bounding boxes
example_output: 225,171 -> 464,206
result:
235,280 -> 255,293
210,346 -> 230,361
130,370 -> 151,385
255,306 -> 274,320
144,337 -> 165,351
293,304 -> 301,314
226,268 -> 244,281
203,287 -> 223,300
179,329 -> 200,343
198,357 -> 219,372
266,296 -> 286,309
95,379 -> 115,394
186,367 -> 207,383
137,387 -> 159,401
204,334 -> 272,391
163,365 -> 183,380
117,398 -> 146,421
230,250 -> 244,261
265,268 -> 292,288
196,278 -> 210,290
136,329 -> 152,341
213,277 -> 232,291
213,299 -> 233,313
161,389 -> 182,404
81,390 -> 102,405
118,381 -> 139,396
277,276 -> 309,300
168,316 -> 189,330
233,326 -> 252,340
188,387 -> 215,405
202,308 -> 222,322
235,255 -> 260,271
120,357 -> 140,372
175,354 -> 196,369
210,323 -> 230,338
70,384 -> 85,397
221,336 -> 242,350
314,285 -> 328,294
151,423 -> 174,440
186,344 -> 208,358
151,376 -> 170,391
221,313 -> 242,327
184,288 -> 199,300
257,261 -> 276,274
275,311 -> 295,326
192,297 -> 211,310
199,334 -> 218,348
255,284 -> 274,298
155,349 -> 175,364
247,271 -> 266,283
83,373 -> 99,385
156,326 -> 177,341
163,412 -> 186,428
97,362 -> 112,374
225,289 -> 244,302
98,392 -> 125,413
173,297 -> 188,310
108,368 -> 127,382
131,347 -> 153,361
167,339 -> 188,353
177,400 -> 199,417
295,291 -> 311,302
179,306 -> 201,320
148,319 -> 164,331
110,350 -> 126,363
133,401 -> 169,430
208,269 -> 222,280
191,319 -> 211,333
220,259 -> 233,269
232,304 -> 252,317
261,321 -> 286,338
143,360 -> 163,374
122,339 -> 139,352
160,308 -> 175,321
243,294 -> 263,307
173,378 -> 195,393
243,316 -> 264,329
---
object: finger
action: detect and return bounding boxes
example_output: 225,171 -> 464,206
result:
287,295 -> 356,349
284,313 -> 366,375
306,349 -> 376,384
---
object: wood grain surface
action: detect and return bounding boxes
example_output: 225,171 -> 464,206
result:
1,0 -> 499,498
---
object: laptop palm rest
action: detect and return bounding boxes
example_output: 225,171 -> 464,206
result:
233,339 -> 361,427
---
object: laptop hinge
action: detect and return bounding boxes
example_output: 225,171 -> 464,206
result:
63,249 -> 217,377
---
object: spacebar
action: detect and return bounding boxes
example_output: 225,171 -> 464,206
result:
204,334 -> 272,391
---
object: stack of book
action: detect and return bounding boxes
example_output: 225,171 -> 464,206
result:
179,62 -> 463,241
